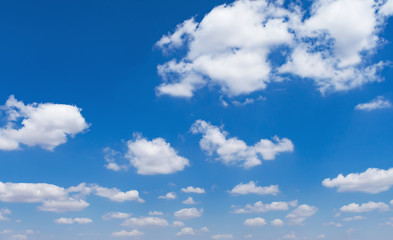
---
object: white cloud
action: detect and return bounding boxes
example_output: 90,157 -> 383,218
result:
0,182 -> 67,203
0,95 -> 89,151
174,208 -> 203,220
181,186 -> 206,194
340,201 -> 390,213
323,221 -> 342,228
233,200 -> 297,214
243,217 -> 266,226
38,199 -> 89,213
176,227 -> 195,236
149,211 -> 164,216
172,221 -> 185,227
355,96 -> 392,111
126,135 -> 189,175
317,234 -> 326,239
244,234 -> 252,239
271,219 -> 284,227
54,217 -> 92,224
212,234 -> 234,239
286,204 -> 318,225
342,216 -> 366,222
322,168 -> 393,193
182,197 -> 198,205
0,208 -> 11,221
112,230 -> 144,237
281,232 -> 297,240
121,217 -> 169,228
155,0 -> 391,98
191,120 -> 294,168
390,200 -> 393,206
102,212 -> 131,221
158,192 -> 177,200
93,186 -> 144,203
229,181 -> 279,195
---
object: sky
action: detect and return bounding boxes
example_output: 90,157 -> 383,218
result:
1,0 -> 393,239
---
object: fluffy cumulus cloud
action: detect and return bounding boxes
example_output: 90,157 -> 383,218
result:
54,217 -> 92,224
121,217 -> 169,228
112,230 -> 144,237
191,120 -> 294,168
340,201 -> 390,213
243,217 -> 267,226
229,181 -> 279,195
322,168 -> 393,193
355,96 -> 392,111
176,227 -> 195,236
126,135 -> 189,175
155,0 -> 392,98
158,192 -> 177,200
286,204 -> 318,225
0,181 -> 143,213
172,221 -> 185,227
182,197 -> 198,205
181,186 -> 206,194
271,218 -> 284,227
174,208 -> 203,220
233,200 -> 298,214
102,212 -> 131,221
0,95 -> 89,151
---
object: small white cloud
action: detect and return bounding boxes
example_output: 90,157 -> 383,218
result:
182,197 -> 198,205
112,230 -> 144,237
211,234 -> 233,239
191,120 -> 294,168
102,212 -> 131,221
0,95 -> 89,151
181,186 -> 206,194
176,227 -> 195,236
149,211 -> 164,216
158,192 -> 177,200
200,227 -> 209,233
244,234 -> 252,239
172,221 -> 185,227
121,217 -> 169,228
229,181 -> 279,195
355,96 -> 392,111
323,221 -> 342,228
342,216 -> 366,222
322,168 -> 393,194
243,217 -> 266,226
271,219 -> 284,227
340,201 -> 390,213
286,204 -> 318,225
54,217 -> 92,224
126,135 -> 189,175
316,234 -> 326,239
174,208 -> 203,220
0,208 -> 11,221
390,200 -> 393,206
233,200 -> 297,214
93,186 -> 144,203
281,231 -> 297,240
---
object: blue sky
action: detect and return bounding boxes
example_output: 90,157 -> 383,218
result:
1,0 -> 393,239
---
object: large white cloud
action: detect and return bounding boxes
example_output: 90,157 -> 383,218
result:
126,135 -> 189,175
121,217 -> 169,228
285,204 -> 318,225
233,200 -> 298,214
229,181 -> 279,195
174,208 -> 203,220
38,199 -> 89,213
191,120 -> 294,168
322,168 -> 393,193
340,201 -> 390,213
355,96 -> 392,111
155,0 -> 391,98
0,95 -> 89,151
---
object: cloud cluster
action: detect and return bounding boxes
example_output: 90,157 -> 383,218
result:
243,217 -> 267,226
322,168 -> 393,193
191,120 -> 294,168
340,201 -> 390,213
0,95 -> 89,151
174,208 -> 203,220
0,182 -> 143,212
112,230 -> 144,237
54,217 -> 92,224
121,217 -> 169,228
181,186 -> 206,194
0,208 -> 11,221
285,204 -> 318,225
156,0 -> 392,98
102,212 -> 131,221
